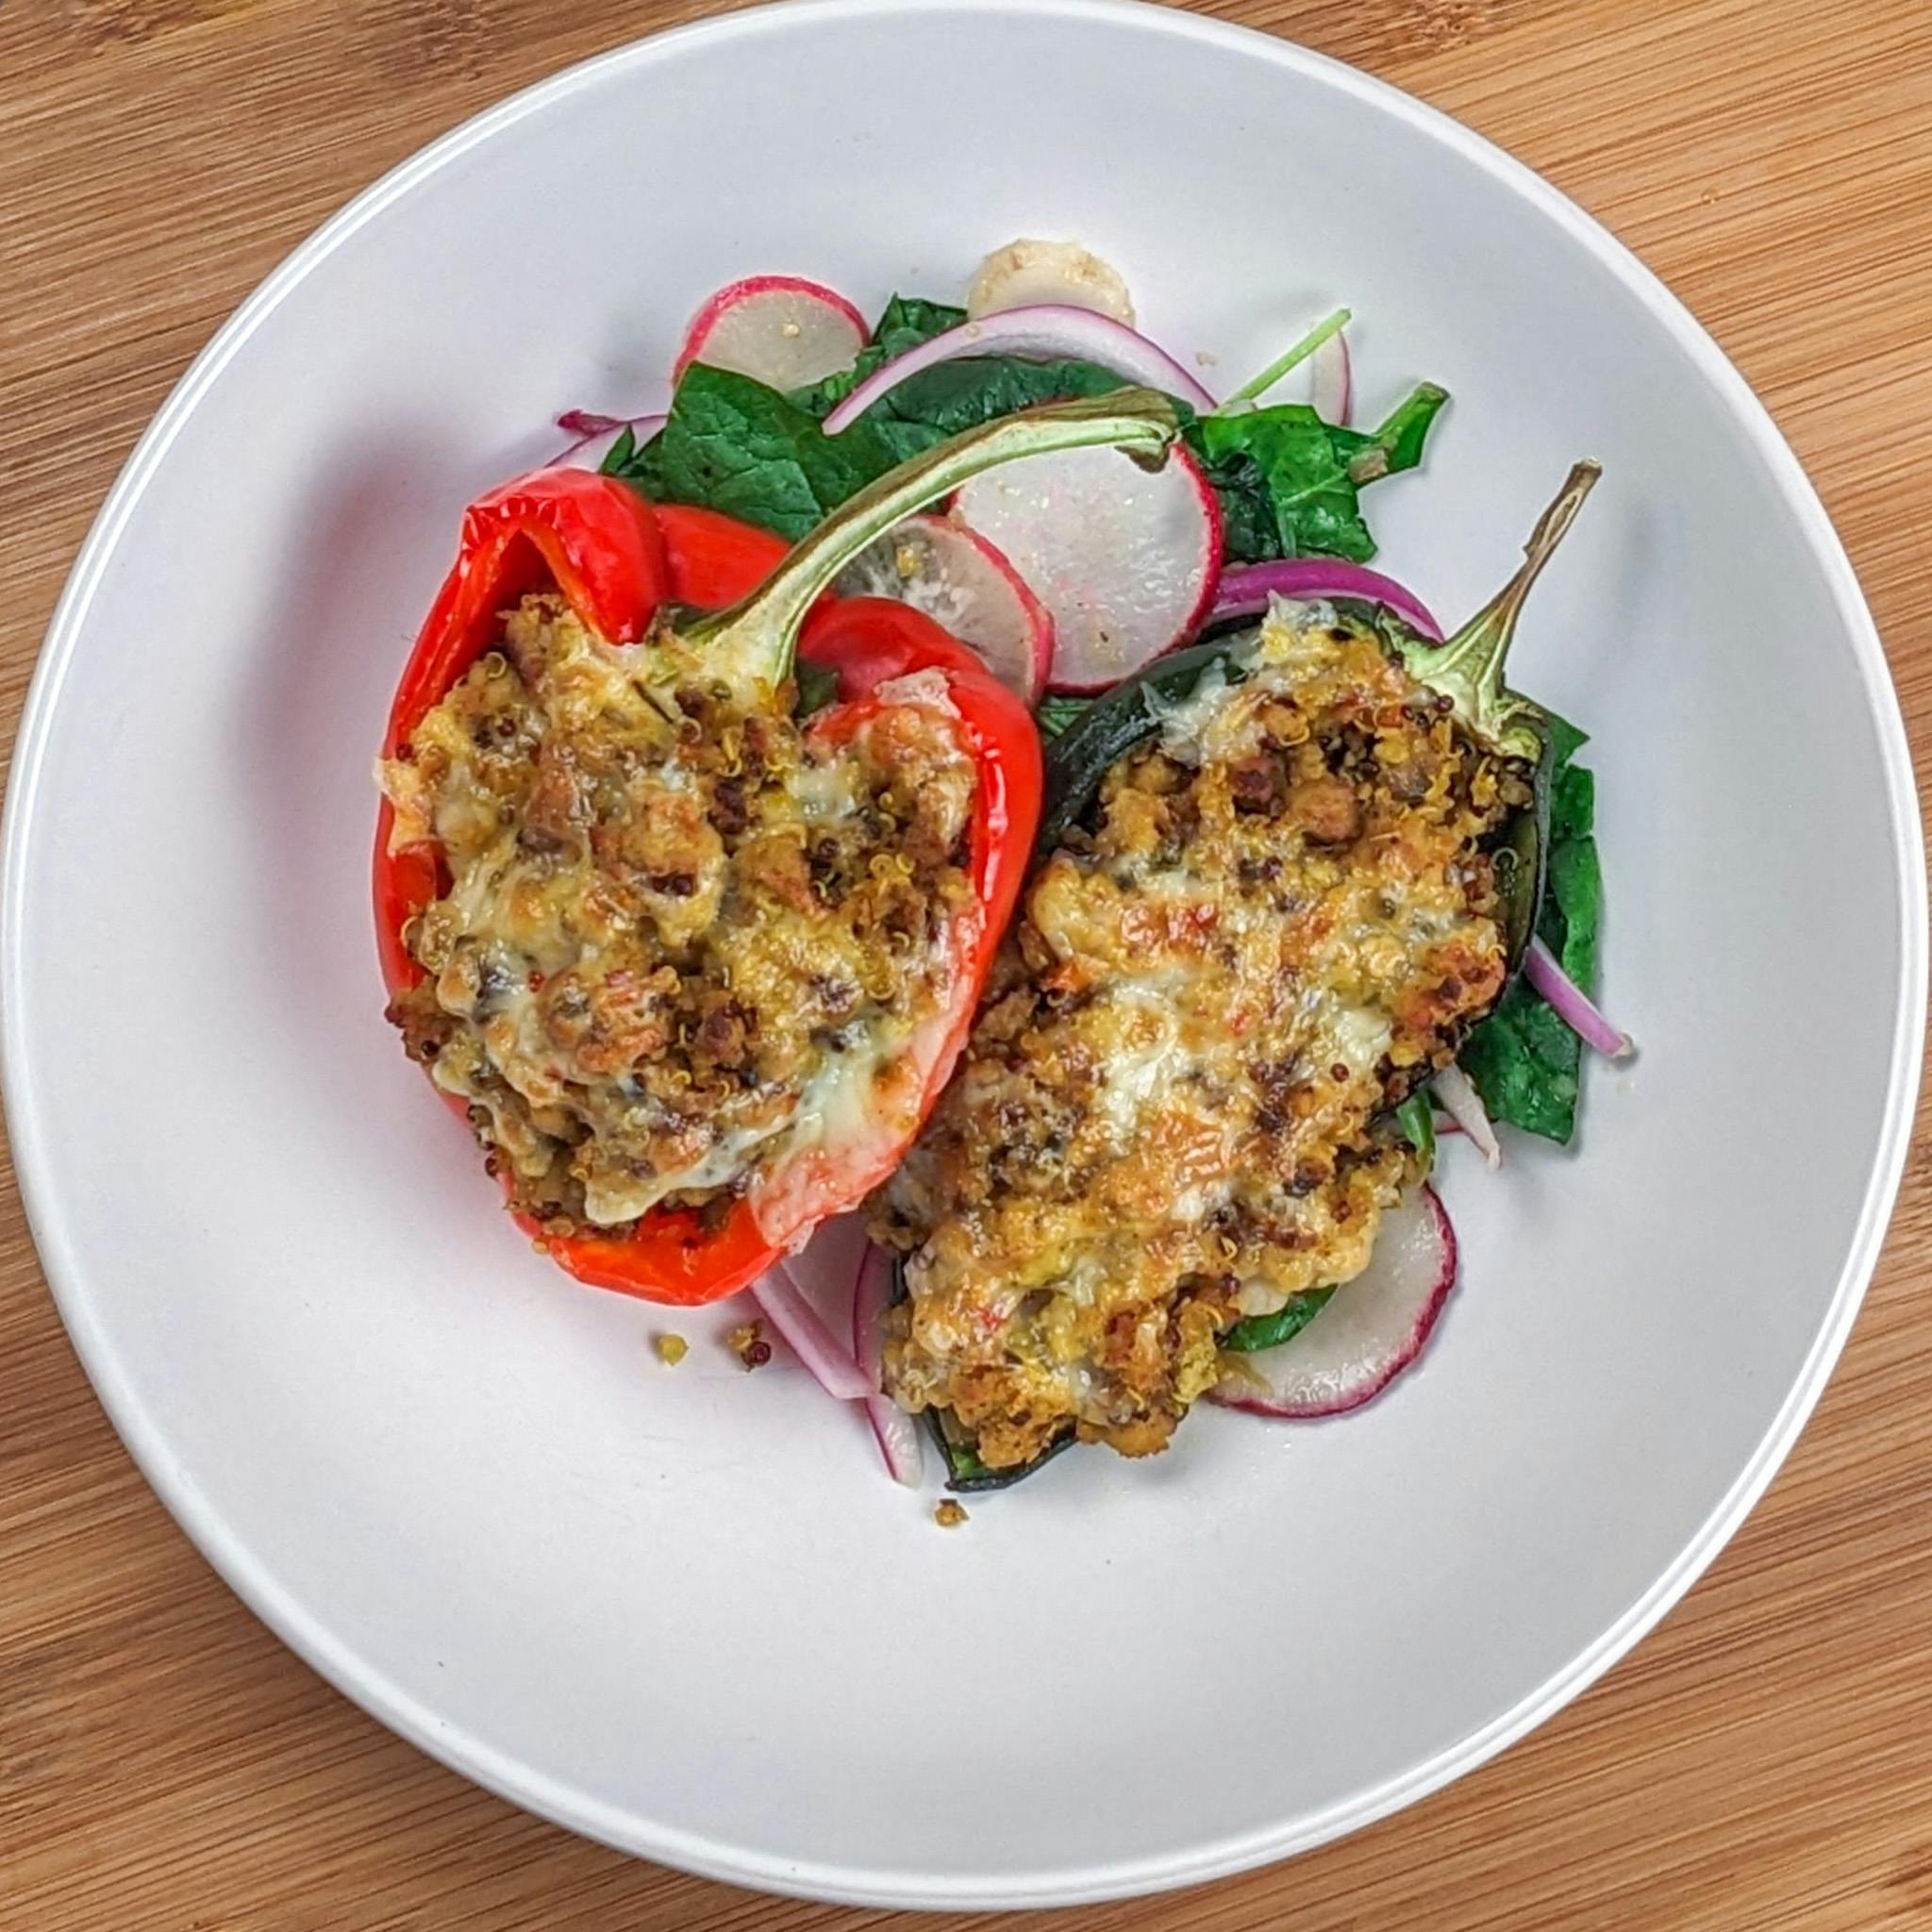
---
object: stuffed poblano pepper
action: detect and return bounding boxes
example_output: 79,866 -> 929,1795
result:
871,464 -> 1598,1485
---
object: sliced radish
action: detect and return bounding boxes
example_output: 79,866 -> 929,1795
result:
953,441 -> 1223,692
853,1241 -> 924,1487
1210,1185 -> 1457,1420
675,275 -> 869,390
551,411 -> 666,470
823,305 -> 1215,435
1433,1061 -> 1501,1170
968,238 -> 1136,325
1308,325 -> 1353,424
834,514 -> 1053,704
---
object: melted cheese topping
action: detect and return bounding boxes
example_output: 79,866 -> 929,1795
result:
873,599 -> 1526,1468
381,594 -> 977,1235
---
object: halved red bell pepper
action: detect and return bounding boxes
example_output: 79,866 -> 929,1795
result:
375,391 -> 1181,1305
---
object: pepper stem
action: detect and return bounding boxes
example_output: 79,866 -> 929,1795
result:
683,390 -> 1182,690
1403,460 -> 1600,761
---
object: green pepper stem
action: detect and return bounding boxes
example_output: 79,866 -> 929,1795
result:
1403,460 -> 1600,760
685,390 -> 1183,689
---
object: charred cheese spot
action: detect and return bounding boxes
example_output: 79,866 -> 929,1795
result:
874,600 -> 1526,1469
381,593 -> 977,1235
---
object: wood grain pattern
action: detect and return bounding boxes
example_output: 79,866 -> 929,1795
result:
3,0 -> 1929,1924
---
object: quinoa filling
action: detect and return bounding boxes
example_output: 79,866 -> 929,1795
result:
382,592 -> 979,1235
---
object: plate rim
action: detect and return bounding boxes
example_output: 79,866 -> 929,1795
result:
4,0 -> 1924,1907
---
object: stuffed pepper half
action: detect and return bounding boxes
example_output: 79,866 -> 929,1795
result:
872,466 -> 1597,1477
376,393 -> 1182,1305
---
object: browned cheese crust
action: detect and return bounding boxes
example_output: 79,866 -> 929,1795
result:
873,602 -> 1527,1469
380,594 -> 977,1234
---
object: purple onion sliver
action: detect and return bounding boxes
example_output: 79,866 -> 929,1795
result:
550,412 -> 668,471
556,408 -> 627,437
852,1241 -> 924,1485
864,1394 -> 924,1486
1208,560 -> 1442,640
1525,937 -> 1634,1059
751,1262 -> 872,1401
823,303 -> 1216,435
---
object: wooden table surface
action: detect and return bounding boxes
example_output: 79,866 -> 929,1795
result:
5,0 -> 1930,1925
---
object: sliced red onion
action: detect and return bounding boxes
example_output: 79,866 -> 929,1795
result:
550,411 -> 666,470
1208,560 -> 1442,639
853,1242 -> 923,1487
823,304 -> 1215,435
557,408 -> 625,438
1434,1061 -> 1501,1170
1308,326 -> 1352,424
1526,937 -> 1634,1059
750,1259 -> 872,1401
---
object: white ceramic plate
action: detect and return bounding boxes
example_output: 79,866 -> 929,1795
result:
4,0 -> 1923,1908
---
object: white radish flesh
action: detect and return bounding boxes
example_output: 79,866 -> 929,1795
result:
834,514 -> 1053,704
952,441 -> 1223,692
968,238 -> 1136,325
1209,1185 -> 1457,1419
675,275 -> 868,390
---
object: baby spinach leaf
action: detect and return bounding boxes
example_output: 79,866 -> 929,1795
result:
1396,1091 -> 1437,1169
842,355 -> 1130,467
791,294 -> 965,416
1353,382 -> 1450,478
1188,383 -> 1448,565
1193,406 -> 1376,560
1035,693 -> 1092,739
1222,1289 -> 1337,1354
614,364 -> 900,540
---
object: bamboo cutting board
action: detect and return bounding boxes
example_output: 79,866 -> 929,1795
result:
4,2 -> 1930,1926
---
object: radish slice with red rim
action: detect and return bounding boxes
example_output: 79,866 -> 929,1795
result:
1209,1185 -> 1457,1419
953,441 -> 1223,692
853,1241 -> 924,1487
822,304 -> 1215,435
834,514 -> 1053,704
675,275 -> 869,390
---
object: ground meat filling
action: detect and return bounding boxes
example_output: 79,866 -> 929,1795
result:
381,592 -> 978,1235
873,601 -> 1528,1470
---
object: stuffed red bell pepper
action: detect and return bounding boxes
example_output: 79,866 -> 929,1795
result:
375,391 -> 1182,1306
